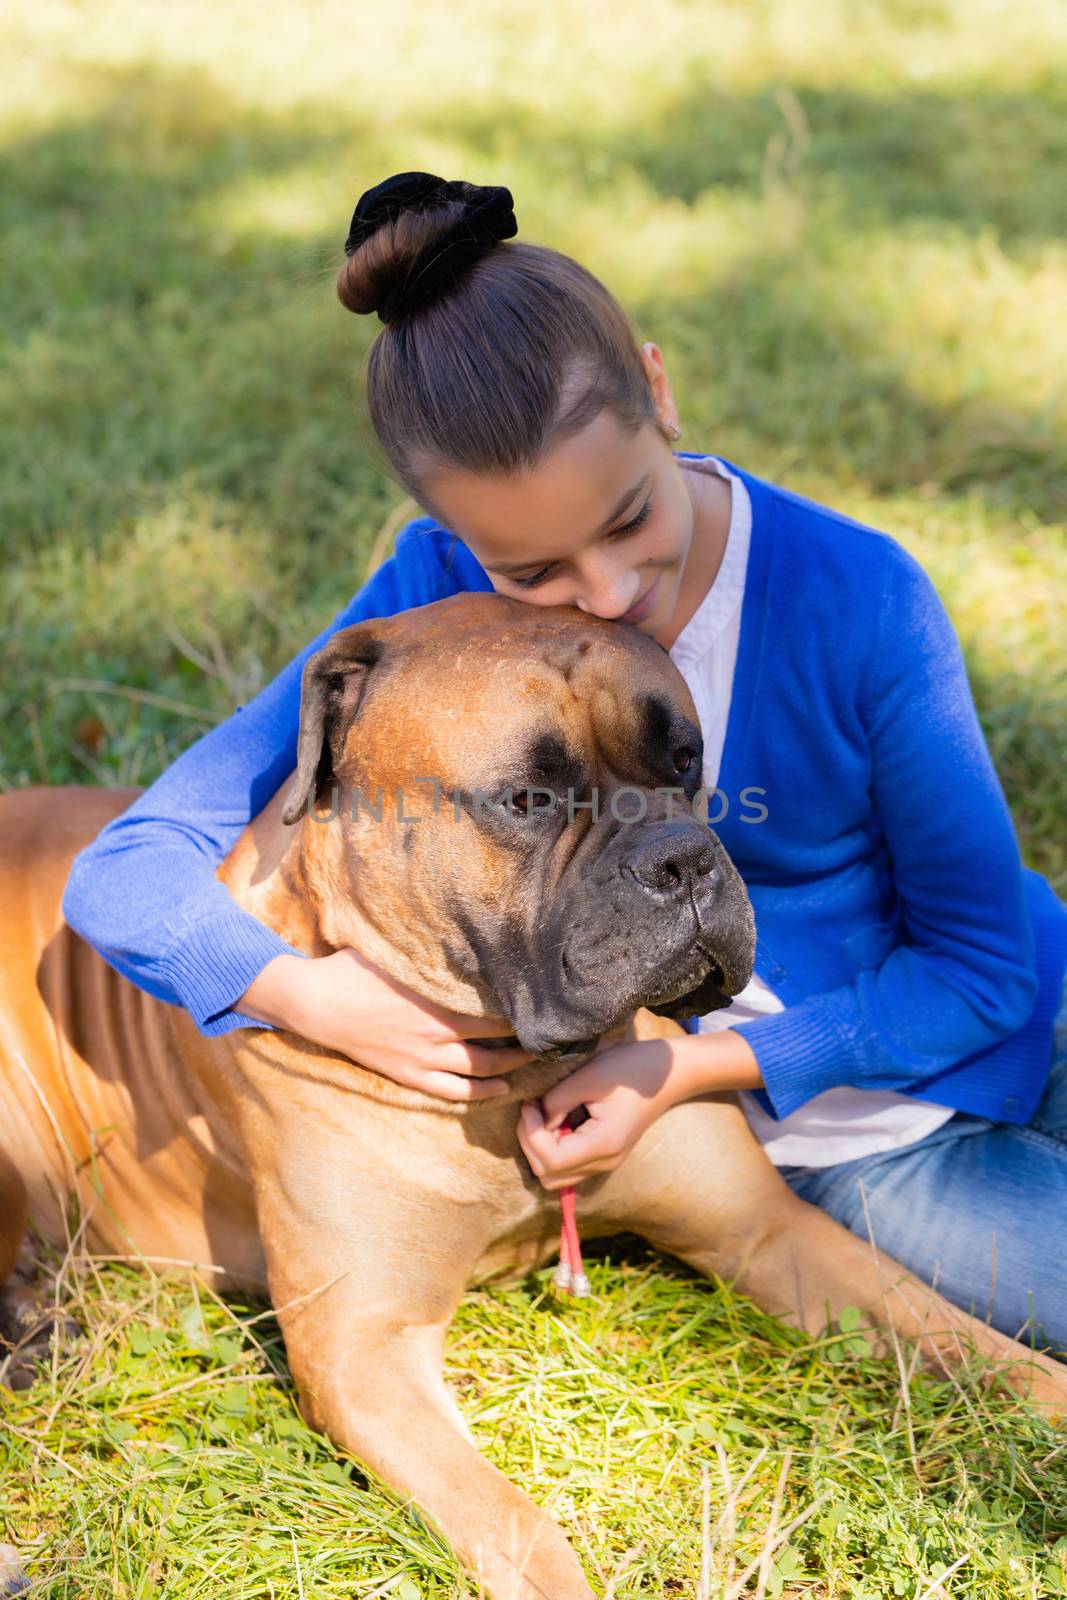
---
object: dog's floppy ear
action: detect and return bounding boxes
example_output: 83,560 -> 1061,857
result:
281,622 -> 390,826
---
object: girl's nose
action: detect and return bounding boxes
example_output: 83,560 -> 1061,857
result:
573,559 -> 641,621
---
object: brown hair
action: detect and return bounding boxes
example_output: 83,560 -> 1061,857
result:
336,193 -> 667,518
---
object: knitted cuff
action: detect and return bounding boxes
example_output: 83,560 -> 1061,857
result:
157,907 -> 308,1036
731,1001 -> 853,1120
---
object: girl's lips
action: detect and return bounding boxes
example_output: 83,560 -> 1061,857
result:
621,575 -> 659,625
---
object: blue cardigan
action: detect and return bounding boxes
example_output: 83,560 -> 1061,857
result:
61,456 -> 1067,1125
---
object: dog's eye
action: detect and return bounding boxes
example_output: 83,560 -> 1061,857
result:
673,748 -> 696,773
507,788 -> 559,818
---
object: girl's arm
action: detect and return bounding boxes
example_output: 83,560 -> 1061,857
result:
61,520 -> 460,1036
731,541 -> 1040,1120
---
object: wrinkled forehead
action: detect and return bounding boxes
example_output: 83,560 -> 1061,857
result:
374,596 -> 700,781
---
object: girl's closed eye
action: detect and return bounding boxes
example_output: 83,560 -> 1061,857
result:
510,497 -> 654,589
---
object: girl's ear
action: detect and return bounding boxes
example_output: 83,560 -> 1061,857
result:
639,342 -> 679,434
281,623 -> 391,826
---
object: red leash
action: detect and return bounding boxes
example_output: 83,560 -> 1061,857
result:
551,1113 -> 590,1298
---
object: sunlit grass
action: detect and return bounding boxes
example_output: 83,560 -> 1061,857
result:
3,1241 -> 1067,1598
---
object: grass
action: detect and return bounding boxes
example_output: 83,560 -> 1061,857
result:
3,1237 -> 1067,1598
2,0 -> 1066,1593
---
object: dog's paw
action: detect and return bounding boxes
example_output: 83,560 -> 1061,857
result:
0,1544 -> 31,1597
0,1284 -> 82,1391
1019,1349 -> 1067,1426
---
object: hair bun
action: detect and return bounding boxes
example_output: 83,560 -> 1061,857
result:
344,171 -> 470,257
338,170 -> 517,324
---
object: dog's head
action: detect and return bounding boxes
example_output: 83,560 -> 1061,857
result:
281,593 -> 755,1064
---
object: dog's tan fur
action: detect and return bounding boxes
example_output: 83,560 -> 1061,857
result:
2,595 -> 1063,1600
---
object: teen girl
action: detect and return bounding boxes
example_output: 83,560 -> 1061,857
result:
63,172 -> 1067,1349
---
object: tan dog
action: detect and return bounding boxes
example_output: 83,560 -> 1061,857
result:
1,594 -> 1064,1600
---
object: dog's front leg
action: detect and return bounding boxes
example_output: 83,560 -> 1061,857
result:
247,1141 -> 595,1600
284,1304 -> 594,1600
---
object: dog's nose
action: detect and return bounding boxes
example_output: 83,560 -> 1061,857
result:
624,828 -> 719,894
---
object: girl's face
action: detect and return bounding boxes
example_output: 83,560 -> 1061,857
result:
419,354 -> 703,647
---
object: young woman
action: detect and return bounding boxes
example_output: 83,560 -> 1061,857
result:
62,171 -> 1067,1349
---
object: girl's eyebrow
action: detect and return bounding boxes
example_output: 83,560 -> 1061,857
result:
486,473 -> 650,575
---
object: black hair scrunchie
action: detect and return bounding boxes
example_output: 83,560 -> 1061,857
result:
343,170 -> 518,324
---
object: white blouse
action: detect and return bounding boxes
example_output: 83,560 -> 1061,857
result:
667,456 -> 956,1168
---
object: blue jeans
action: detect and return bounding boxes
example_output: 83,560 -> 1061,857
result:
778,974 -> 1067,1354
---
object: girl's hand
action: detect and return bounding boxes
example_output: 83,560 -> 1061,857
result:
517,1027 -> 763,1189
517,1036 -> 689,1189
239,948 -> 537,1102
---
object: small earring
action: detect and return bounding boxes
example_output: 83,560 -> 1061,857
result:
667,421 -> 682,441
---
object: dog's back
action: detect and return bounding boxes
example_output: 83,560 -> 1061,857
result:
0,787 -> 264,1285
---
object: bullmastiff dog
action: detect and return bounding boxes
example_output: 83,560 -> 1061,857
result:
2,593 -> 1064,1600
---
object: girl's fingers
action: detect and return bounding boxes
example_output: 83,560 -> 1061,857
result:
519,1102 -> 602,1178
459,1041 -> 538,1075
520,1142 -> 545,1179
518,1111 -> 615,1188
541,1074 -> 596,1127
518,1100 -> 545,1139
418,1069 -> 511,1102
433,1011 -> 542,1072
516,1104 -> 547,1174
446,1011 -> 524,1036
